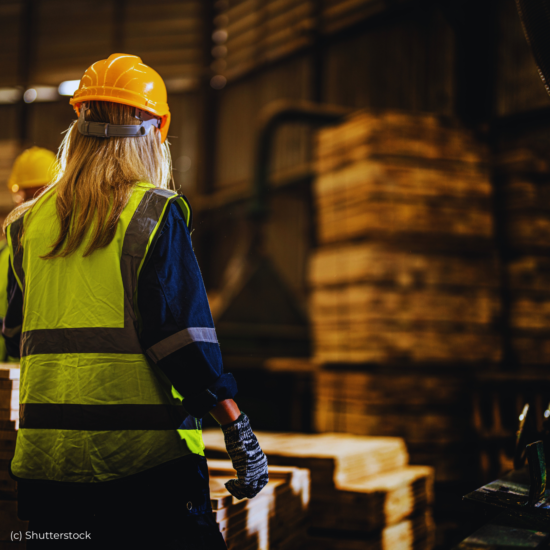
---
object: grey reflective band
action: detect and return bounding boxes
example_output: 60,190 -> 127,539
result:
20,188 -> 176,357
19,403 -> 188,431
147,327 -> 219,363
77,103 -> 160,138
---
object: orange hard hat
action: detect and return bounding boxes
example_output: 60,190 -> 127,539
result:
70,53 -> 171,143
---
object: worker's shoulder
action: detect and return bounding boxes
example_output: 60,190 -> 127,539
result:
159,194 -> 193,232
141,186 -> 193,229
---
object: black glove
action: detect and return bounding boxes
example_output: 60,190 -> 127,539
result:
221,413 -> 269,499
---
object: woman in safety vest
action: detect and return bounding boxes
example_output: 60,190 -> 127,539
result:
2,54 -> 268,549
0,147 -> 60,362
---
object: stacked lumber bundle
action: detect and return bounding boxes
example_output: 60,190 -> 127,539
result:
307,512 -> 434,550
321,0 -> 413,35
0,366 -> 26,549
203,430 -> 435,549
316,111 -> 486,174
497,150 -> 550,365
33,1 -> 204,87
123,0 -> 204,87
314,369 -> 475,483
310,111 -> 499,365
208,459 -> 310,550
0,141 -> 18,215
212,0 -> 316,81
309,244 -> 500,363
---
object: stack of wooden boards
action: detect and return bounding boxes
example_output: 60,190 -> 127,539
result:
0,365 -> 26,550
212,0 -> 316,81
497,150 -> 550,365
0,141 -> 19,216
311,110 -> 500,365
211,0 -> 414,81
203,430 -> 435,550
209,459 -> 309,550
313,368 -> 475,485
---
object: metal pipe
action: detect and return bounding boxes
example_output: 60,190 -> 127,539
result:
250,99 -> 351,219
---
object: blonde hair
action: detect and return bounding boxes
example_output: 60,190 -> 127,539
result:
4,101 -> 173,258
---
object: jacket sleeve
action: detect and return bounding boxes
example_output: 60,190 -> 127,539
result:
137,200 -> 237,418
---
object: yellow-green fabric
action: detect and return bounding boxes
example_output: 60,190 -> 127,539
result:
8,183 -> 203,483
0,242 -> 10,361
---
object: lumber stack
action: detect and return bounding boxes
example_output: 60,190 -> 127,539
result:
310,111 -> 499,365
498,150 -> 550,365
212,0 -> 316,81
0,141 -> 19,215
208,459 -> 310,550
203,430 -> 435,550
314,369 -> 475,483
0,366 -> 26,549
321,0 -> 413,35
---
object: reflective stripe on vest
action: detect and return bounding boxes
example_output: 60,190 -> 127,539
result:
8,183 -> 203,483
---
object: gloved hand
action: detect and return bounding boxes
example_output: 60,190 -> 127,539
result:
221,412 -> 269,499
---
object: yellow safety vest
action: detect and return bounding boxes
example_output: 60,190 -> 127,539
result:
7,183 -> 205,483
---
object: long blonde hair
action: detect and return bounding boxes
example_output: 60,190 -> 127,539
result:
4,101 -> 173,258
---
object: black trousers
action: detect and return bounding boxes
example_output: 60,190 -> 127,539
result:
16,454 -> 227,550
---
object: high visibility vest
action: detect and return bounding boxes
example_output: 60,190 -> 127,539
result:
7,183 -> 205,483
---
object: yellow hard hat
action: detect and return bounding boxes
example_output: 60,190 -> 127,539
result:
70,53 -> 171,143
8,147 -> 59,192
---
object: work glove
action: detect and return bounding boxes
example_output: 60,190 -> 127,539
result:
221,412 -> 269,499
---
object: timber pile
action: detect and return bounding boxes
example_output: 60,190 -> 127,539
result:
0,366 -> 26,549
203,430 -> 435,549
0,141 -> 18,215
313,369 -> 474,484
307,511 -> 435,550
321,0 -> 413,35
208,459 -> 310,550
310,111 -> 499,365
213,0 -> 316,80
497,151 -> 550,365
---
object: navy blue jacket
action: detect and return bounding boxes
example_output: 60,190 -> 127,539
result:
3,201 -> 236,419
